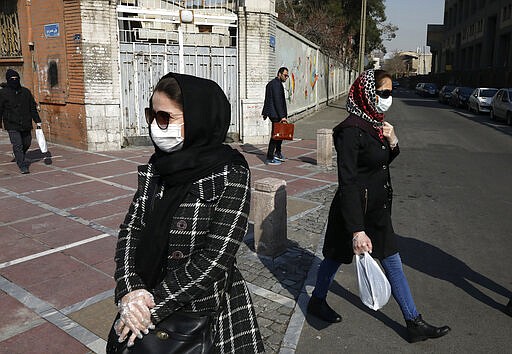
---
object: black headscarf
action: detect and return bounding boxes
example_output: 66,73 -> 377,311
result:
6,69 -> 21,91
135,73 -> 248,288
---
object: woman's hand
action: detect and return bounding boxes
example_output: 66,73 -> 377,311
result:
352,231 -> 373,255
382,122 -> 398,147
117,289 -> 155,346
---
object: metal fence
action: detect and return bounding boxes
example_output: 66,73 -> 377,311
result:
117,0 -> 239,138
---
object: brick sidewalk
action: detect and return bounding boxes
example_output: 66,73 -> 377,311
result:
0,129 -> 338,354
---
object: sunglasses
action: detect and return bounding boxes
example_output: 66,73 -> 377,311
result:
145,108 -> 183,130
376,90 -> 393,99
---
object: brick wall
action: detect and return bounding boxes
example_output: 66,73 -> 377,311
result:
31,0 -> 88,149
14,0 -> 121,151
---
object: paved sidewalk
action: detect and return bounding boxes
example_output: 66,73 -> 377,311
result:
0,103 -> 344,354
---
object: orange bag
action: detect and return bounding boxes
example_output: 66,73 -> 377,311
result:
272,123 -> 294,140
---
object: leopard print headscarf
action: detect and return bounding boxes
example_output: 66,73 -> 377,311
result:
346,69 -> 384,141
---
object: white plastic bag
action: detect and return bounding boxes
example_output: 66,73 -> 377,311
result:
355,252 -> 391,310
36,127 -> 48,153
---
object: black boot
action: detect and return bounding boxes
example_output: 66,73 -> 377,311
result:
406,315 -> 451,343
307,296 -> 342,323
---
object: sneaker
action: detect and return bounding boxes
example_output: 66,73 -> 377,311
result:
265,158 -> 282,165
20,166 -> 30,174
274,153 -> 286,162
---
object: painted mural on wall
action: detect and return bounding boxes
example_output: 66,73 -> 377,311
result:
276,24 -> 350,115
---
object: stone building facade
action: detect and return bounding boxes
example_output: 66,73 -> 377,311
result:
427,0 -> 512,87
1,0 -> 350,151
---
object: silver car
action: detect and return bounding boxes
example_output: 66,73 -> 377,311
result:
490,88 -> 512,125
468,88 -> 498,113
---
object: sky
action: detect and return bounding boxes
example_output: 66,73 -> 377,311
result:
383,0 -> 445,54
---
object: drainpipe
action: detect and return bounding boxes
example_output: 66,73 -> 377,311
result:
26,0 -> 33,47
25,0 -> 37,102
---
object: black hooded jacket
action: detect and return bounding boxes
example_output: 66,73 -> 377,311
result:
0,70 -> 41,131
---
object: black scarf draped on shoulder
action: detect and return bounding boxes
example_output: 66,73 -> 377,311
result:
135,73 -> 248,288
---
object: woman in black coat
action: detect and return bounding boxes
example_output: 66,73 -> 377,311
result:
107,73 -> 264,353
307,69 -> 451,343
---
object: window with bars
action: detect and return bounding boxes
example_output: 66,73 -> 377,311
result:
0,0 -> 22,58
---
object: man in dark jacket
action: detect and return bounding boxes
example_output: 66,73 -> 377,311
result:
261,67 -> 289,165
0,69 -> 41,174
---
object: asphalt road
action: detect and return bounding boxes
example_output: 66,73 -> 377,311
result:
295,89 -> 512,353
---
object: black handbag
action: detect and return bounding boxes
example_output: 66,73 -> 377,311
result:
108,263 -> 235,354
115,311 -> 215,354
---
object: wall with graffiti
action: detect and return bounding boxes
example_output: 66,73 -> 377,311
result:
275,22 -> 354,115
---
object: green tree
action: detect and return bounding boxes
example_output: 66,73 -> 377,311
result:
275,0 -> 397,69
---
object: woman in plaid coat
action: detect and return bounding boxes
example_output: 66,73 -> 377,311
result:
107,73 -> 264,353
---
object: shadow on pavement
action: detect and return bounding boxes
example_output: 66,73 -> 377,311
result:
326,101 -> 345,110
328,281 -> 407,340
452,111 -> 512,137
398,234 -> 512,312
26,149 -> 53,165
297,156 -> 316,165
241,143 -> 267,163
243,225 -> 317,302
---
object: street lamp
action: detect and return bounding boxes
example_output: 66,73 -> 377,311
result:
358,0 -> 367,73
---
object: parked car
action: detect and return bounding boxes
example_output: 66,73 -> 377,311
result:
468,88 -> 498,113
414,82 -> 438,97
415,83 -> 425,95
490,88 -> 512,125
392,80 -> 400,89
438,85 -> 456,104
449,87 -> 474,108
421,83 -> 438,97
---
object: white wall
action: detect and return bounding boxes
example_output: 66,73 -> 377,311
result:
276,22 -> 351,116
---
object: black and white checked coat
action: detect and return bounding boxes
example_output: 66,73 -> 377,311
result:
114,163 -> 264,353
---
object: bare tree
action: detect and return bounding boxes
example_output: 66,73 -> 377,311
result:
384,51 -> 406,77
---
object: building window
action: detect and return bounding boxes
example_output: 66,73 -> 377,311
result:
197,25 -> 212,33
48,60 -> 59,88
0,0 -> 22,57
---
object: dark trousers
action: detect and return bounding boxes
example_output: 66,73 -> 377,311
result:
8,130 -> 32,169
266,121 -> 283,160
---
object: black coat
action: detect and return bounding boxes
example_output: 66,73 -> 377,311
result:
323,115 -> 400,263
261,77 -> 287,121
0,86 -> 41,131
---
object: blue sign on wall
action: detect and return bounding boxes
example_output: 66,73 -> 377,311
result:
44,23 -> 60,38
269,35 -> 276,48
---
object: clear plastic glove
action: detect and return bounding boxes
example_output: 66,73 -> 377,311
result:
117,289 -> 155,346
352,231 -> 373,255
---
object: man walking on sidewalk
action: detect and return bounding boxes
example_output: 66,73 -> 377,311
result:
0,69 -> 42,174
262,67 -> 289,165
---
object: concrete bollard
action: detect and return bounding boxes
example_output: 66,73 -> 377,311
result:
316,128 -> 333,167
252,177 -> 288,257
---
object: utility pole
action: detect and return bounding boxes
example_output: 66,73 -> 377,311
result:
358,0 -> 367,73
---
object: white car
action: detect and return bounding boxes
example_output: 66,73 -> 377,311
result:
490,88 -> 512,125
468,88 -> 498,114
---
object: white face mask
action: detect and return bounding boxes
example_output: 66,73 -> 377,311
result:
375,95 -> 392,113
150,121 -> 184,153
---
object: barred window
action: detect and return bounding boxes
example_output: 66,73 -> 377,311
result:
0,0 -> 22,58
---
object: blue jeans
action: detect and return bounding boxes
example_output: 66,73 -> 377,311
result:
312,253 -> 419,321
